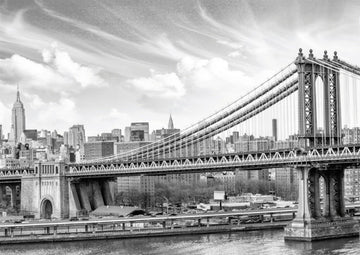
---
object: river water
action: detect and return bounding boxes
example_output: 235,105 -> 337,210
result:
0,230 -> 359,255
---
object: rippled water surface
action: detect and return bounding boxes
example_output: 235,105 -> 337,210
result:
0,230 -> 360,255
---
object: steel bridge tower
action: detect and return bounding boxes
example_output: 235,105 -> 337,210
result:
285,49 -> 359,241
296,48 -> 342,147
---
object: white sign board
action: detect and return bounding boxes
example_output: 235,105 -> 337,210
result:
214,191 -> 225,201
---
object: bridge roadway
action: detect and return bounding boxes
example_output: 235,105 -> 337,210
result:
67,144 -> 360,178
2,144 -> 360,180
0,168 -> 33,182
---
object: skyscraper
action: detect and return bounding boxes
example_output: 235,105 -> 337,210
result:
11,87 -> 26,145
272,119 -> 278,142
84,141 -> 114,160
168,114 -> 174,129
124,127 -> 131,142
129,122 -> 149,141
63,131 -> 69,145
68,125 -> 86,150
111,129 -> 122,142
151,115 -> 180,141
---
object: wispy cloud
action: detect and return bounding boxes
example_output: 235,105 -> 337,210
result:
0,43 -> 107,93
25,93 -> 79,131
128,70 -> 186,99
127,56 -> 253,109
1,0 -> 360,135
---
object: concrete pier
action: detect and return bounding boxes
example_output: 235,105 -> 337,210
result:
79,183 -> 92,212
92,182 -> 104,209
284,167 -> 360,241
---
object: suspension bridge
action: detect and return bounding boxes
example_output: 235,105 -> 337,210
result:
1,49 -> 360,241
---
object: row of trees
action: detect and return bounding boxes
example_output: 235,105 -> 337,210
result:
114,180 -> 225,209
235,179 -> 298,201
114,179 -> 298,209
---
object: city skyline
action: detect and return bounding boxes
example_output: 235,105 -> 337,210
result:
2,1 -> 360,251
1,0 -> 360,135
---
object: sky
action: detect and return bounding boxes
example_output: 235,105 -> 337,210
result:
1,0 -> 360,136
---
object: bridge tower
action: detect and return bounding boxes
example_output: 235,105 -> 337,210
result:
296,48 -> 341,147
285,49 -> 359,241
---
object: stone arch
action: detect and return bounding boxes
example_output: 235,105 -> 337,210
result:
40,196 -> 55,219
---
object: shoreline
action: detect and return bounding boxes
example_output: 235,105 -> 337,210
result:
0,222 -> 289,245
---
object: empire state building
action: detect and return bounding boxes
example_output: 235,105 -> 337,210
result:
11,88 -> 26,145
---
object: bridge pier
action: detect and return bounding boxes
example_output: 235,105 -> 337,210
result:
78,182 -> 92,212
101,180 -> 114,205
68,179 -> 115,217
92,181 -> 104,209
284,166 -> 359,241
69,182 -> 82,216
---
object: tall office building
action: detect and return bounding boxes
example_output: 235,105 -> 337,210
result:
63,131 -> 69,145
272,119 -> 278,141
124,127 -> 131,142
11,87 -> 26,145
111,129 -> 122,141
168,114 -> 174,129
84,141 -> 114,160
271,168 -> 298,200
345,168 -> 360,201
152,115 -> 180,142
68,125 -> 86,151
124,122 -> 149,142
343,127 -> 360,144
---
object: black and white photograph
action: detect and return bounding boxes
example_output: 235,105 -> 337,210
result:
1,0 -> 360,254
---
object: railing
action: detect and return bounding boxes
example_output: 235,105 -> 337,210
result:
67,145 -> 360,176
0,209 -> 296,243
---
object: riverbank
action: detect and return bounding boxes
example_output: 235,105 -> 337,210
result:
0,221 -> 289,245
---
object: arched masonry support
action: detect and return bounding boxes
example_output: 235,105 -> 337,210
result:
20,162 -> 69,219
